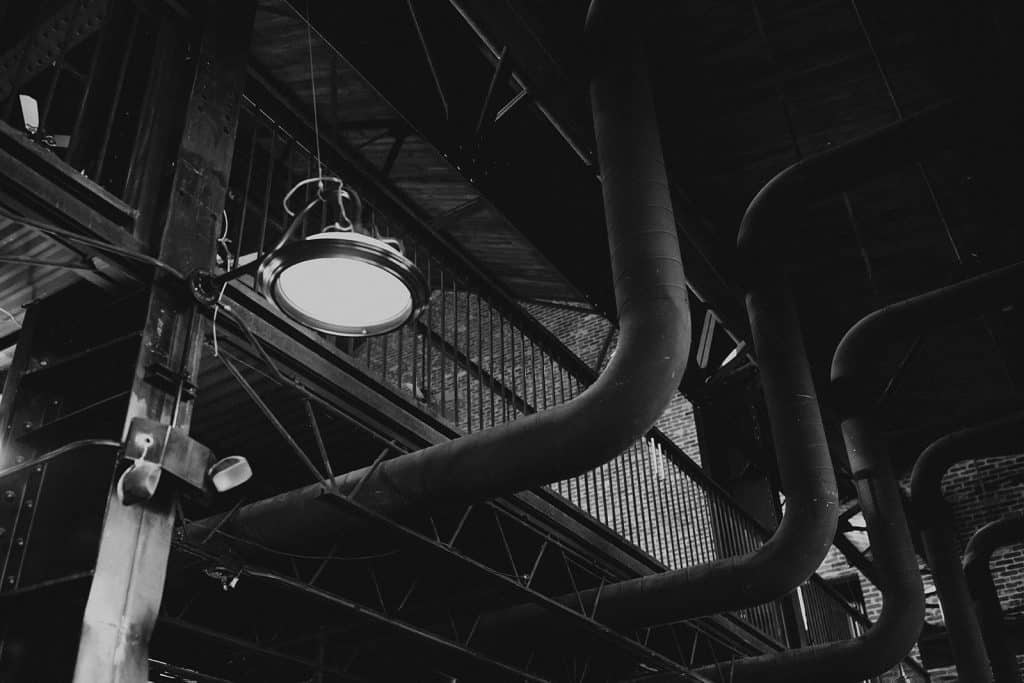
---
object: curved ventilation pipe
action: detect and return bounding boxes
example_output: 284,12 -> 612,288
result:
189,0 -> 690,551
375,2 -> 845,636
910,412 -> 1024,683
963,512 -> 1024,683
703,261 -> 1024,681
438,76 -> 985,640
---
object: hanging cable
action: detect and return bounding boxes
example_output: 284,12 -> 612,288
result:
209,301 -> 404,449
210,283 -> 229,357
0,207 -> 185,281
302,0 -> 324,190
216,209 -> 233,271
0,305 -> 20,329
0,254 -> 96,272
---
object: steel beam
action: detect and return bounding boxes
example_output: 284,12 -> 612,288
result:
72,2 -> 255,680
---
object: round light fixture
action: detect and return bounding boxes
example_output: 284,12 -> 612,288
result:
255,178 -> 428,337
258,231 -> 427,336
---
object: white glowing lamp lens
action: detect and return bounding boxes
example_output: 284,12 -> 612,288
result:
257,231 -> 427,337
275,256 -> 413,334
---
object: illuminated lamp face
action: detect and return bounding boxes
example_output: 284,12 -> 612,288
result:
259,232 -> 425,337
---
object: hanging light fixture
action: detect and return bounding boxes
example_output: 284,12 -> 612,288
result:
256,12 -> 426,337
195,10 -> 425,337
255,177 -> 428,337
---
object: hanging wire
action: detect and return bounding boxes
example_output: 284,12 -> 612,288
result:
0,306 -> 20,329
0,207 -> 185,280
210,297 -> 405,448
303,0 -> 325,190
849,0 -> 963,266
216,209 -> 233,271
210,282 -> 229,357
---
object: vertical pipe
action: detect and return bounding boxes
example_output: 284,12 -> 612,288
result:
700,415 -> 923,681
911,413 -> 1024,683
963,513 -> 1024,683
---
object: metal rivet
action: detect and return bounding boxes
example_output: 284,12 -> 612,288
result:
2,491 -> 15,503
24,500 -> 33,509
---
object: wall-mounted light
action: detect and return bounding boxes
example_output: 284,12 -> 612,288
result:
255,177 -> 427,337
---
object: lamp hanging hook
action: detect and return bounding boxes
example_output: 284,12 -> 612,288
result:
282,176 -> 345,218
333,185 -> 362,232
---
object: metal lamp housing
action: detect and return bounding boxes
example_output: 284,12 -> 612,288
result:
256,230 -> 428,337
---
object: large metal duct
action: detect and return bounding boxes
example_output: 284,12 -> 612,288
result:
702,262 -> 1024,681
963,512 -> 1024,683
910,412 -> 1024,682
700,411 -> 920,683
567,102 -> 983,630
192,7 -> 1011,655
189,0 -> 690,550
470,96 -> 988,640
336,0 -> 844,634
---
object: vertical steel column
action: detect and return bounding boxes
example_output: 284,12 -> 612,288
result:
72,2 -> 254,681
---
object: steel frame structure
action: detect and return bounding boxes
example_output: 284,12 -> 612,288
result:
0,1 -> 930,679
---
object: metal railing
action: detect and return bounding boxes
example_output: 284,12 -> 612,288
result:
0,0 -> 167,203
551,435 -> 790,642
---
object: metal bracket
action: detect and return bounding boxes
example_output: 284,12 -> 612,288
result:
117,417 -> 215,505
145,362 -> 197,400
